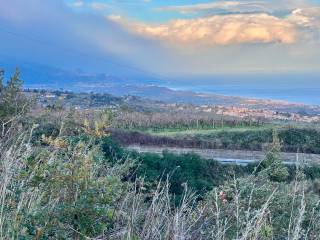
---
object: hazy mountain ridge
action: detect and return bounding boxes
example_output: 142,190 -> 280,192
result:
1,62 -> 320,114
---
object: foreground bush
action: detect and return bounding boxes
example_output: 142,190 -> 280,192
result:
1,123 -> 320,239
0,128 -> 132,239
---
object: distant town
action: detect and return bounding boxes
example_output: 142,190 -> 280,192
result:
28,89 -> 320,124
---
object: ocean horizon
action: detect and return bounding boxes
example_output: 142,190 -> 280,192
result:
168,73 -> 320,105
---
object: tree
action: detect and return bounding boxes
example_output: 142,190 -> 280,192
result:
0,69 -> 4,93
262,129 -> 289,182
0,68 -> 30,136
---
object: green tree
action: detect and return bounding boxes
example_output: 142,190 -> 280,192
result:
0,69 -> 4,93
262,129 -> 289,182
0,68 -> 30,136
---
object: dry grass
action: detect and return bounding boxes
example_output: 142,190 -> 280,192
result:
1,125 -> 320,239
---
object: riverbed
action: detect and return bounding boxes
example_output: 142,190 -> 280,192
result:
126,145 -> 320,165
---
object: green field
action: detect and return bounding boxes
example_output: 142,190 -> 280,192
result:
143,124 -> 275,137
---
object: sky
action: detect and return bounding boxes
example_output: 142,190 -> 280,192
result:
0,0 -> 320,77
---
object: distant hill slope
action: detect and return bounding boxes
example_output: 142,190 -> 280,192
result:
1,61 -> 240,105
0,60 -> 162,86
1,61 -> 320,114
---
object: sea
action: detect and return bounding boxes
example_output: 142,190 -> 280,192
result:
167,73 -> 320,105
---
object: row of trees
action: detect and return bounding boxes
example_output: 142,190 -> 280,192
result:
113,111 -> 262,131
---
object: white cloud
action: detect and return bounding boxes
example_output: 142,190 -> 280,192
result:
112,13 -> 297,45
110,4 -> 320,46
70,1 -> 84,8
90,2 -> 109,11
287,7 -> 320,43
288,7 -> 320,28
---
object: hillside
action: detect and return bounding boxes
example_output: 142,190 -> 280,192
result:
1,61 -> 319,115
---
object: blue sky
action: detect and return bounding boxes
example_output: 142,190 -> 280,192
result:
65,0 -> 320,21
65,0 -> 216,22
0,0 -> 320,76
107,0 -> 251,22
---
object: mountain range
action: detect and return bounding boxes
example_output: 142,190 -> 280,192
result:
1,60 -> 320,115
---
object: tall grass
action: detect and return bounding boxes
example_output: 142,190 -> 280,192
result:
1,125 -> 320,239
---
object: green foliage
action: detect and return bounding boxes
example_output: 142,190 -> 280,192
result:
207,126 -> 320,153
260,225 -> 273,239
0,69 -> 4,92
8,138 -> 126,239
0,68 -> 31,136
278,127 -> 320,153
32,122 -> 60,143
134,126 -> 320,154
0,68 -> 26,119
135,151 -> 245,197
101,136 -> 125,163
262,130 -> 289,182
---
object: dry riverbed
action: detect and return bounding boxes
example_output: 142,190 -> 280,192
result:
127,145 -> 320,165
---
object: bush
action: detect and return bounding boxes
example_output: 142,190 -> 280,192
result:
136,150 -> 245,197
0,130 -> 128,239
